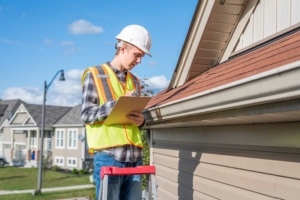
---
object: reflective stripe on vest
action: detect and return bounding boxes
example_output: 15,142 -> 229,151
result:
81,64 -> 143,154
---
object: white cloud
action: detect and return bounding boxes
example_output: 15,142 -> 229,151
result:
148,61 -> 157,66
44,39 -> 54,45
141,75 -> 170,95
1,69 -> 84,106
68,19 -> 104,35
2,87 -> 43,105
61,41 -> 75,54
1,72 -> 169,106
0,38 -> 30,46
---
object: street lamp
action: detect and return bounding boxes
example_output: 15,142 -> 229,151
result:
34,69 -> 65,195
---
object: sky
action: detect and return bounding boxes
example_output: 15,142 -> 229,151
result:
0,0 -> 197,106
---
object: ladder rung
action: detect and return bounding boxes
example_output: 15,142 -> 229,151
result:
100,166 -> 156,180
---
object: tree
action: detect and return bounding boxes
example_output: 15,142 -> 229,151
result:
140,77 -> 154,97
140,76 -> 154,189
42,150 -> 52,178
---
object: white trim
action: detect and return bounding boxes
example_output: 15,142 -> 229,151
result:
66,157 -> 77,168
55,128 -> 65,149
53,124 -> 84,127
0,119 -> 9,130
220,0 -> 259,63
23,115 -> 35,125
81,127 -> 85,161
145,60 -> 300,123
54,156 -> 64,166
171,0 -> 215,88
67,128 -> 78,150
148,60 -> 300,111
11,128 -> 39,131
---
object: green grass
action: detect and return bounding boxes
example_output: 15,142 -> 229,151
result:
0,188 -> 94,200
0,166 -> 95,200
0,167 -> 91,190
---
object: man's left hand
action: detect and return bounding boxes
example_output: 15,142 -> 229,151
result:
127,111 -> 144,126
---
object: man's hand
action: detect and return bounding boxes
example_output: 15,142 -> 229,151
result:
125,91 -> 134,96
126,111 -> 144,126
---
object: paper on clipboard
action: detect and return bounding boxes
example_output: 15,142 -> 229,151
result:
103,96 -> 151,125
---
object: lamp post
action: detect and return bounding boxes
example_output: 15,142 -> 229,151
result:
35,69 -> 65,195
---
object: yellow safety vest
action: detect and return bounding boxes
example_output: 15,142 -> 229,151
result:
81,64 -> 143,154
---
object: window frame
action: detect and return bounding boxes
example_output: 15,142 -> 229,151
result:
55,129 -> 65,149
67,157 -> 77,167
67,128 -> 78,150
54,156 -> 64,166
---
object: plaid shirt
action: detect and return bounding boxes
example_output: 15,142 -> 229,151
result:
81,62 -> 143,162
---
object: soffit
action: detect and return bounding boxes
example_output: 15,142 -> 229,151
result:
170,0 -> 248,89
188,0 -> 246,80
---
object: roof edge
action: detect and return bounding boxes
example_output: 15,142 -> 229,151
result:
144,60 -> 300,124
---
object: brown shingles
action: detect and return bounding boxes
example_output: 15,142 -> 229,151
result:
146,31 -> 300,109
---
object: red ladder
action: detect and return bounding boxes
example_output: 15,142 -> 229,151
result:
98,166 -> 157,200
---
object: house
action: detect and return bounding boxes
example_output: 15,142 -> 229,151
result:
0,99 -> 92,170
144,0 -> 300,199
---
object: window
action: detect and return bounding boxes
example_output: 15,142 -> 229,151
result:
30,131 -> 37,147
68,129 -> 78,149
47,139 -> 52,150
67,157 -> 77,167
46,131 -> 52,150
54,156 -> 64,166
55,129 -> 65,149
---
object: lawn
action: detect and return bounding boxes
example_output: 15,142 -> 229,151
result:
0,166 -> 95,200
0,166 -> 91,190
0,189 -> 94,200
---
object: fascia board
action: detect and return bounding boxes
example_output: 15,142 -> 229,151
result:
144,60 -> 300,123
170,0 -> 215,89
220,0 -> 259,63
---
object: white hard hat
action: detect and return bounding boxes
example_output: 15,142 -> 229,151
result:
116,25 -> 152,57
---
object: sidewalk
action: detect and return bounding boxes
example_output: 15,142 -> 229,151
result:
0,184 -> 94,195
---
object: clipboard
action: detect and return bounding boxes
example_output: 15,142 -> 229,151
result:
103,96 -> 151,125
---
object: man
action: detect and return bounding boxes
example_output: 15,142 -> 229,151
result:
81,24 -> 152,200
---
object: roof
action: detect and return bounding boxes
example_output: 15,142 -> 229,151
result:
0,104 -> 7,116
0,99 -> 24,126
54,104 -> 84,125
25,103 -> 72,126
168,0 -> 253,90
146,29 -> 300,109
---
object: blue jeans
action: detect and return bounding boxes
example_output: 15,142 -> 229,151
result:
94,151 -> 142,200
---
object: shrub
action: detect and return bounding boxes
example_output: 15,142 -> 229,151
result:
79,169 -> 85,175
51,165 -> 60,171
72,168 -> 79,174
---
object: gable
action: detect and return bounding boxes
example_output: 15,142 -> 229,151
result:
11,113 -> 28,125
168,0 -> 253,90
169,0 -> 300,90
8,103 -> 36,126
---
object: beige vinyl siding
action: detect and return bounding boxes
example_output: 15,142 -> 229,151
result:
52,127 -> 84,170
11,113 -> 27,124
234,0 -> 300,51
152,122 -> 300,200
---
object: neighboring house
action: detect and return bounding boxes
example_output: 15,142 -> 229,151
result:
0,99 -> 25,158
53,104 -> 93,170
144,0 -> 300,200
0,99 -> 92,170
